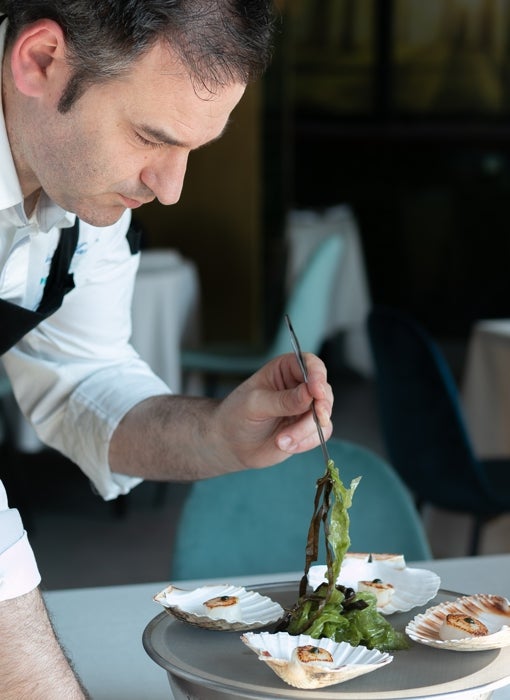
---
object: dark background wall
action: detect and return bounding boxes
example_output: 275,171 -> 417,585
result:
137,0 -> 510,345
287,0 -> 510,339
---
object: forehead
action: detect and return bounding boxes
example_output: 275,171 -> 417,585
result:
105,41 -> 247,149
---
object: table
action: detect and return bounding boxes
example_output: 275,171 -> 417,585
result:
130,249 -> 201,394
43,554 -> 510,700
286,205 -> 373,376
461,319 -> 510,458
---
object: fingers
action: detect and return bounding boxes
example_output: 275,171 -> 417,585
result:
276,410 -> 333,454
273,353 -> 334,454
269,353 -> 334,427
298,353 -> 334,426
221,351 -> 335,466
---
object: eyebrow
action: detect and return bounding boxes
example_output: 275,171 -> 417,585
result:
138,118 -> 232,150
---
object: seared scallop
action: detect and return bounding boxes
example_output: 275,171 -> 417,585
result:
203,595 -> 241,621
439,613 -> 489,640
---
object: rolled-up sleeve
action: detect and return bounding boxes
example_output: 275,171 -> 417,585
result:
0,482 -> 40,600
2,213 -> 173,501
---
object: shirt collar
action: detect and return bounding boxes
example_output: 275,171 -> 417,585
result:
0,20 -> 75,233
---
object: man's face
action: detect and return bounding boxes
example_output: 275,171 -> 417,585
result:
18,41 -> 246,226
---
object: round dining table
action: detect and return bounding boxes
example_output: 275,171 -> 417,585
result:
462,319 -> 510,458
130,248 -> 201,394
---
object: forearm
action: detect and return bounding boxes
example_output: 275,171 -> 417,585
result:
0,588 -> 89,699
108,354 -> 334,482
108,394 -> 240,481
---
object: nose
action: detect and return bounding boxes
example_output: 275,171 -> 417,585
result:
140,149 -> 189,205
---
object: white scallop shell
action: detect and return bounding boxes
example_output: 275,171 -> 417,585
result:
307,558 -> 440,615
343,552 -> 407,569
406,593 -> 510,651
153,584 -> 284,631
241,631 -> 393,689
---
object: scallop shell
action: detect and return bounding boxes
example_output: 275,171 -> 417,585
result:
308,558 -> 440,615
343,552 -> 407,569
406,593 -> 510,651
154,584 -> 284,631
241,631 -> 393,689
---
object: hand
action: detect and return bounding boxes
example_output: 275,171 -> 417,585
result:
110,352 -> 333,481
215,352 -> 334,469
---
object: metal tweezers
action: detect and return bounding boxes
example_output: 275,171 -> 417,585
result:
285,314 -> 331,467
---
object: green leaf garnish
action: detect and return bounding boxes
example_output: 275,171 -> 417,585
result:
277,457 -> 408,651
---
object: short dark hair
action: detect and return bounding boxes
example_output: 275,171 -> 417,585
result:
2,0 -> 276,112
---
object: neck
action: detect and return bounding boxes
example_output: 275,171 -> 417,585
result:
24,189 -> 41,218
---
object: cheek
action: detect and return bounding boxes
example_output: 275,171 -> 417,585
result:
62,138 -> 122,187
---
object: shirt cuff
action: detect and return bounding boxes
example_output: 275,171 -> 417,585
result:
62,361 -> 171,500
0,531 -> 41,601
0,506 -> 25,553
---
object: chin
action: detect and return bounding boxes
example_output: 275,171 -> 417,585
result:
71,205 -> 127,228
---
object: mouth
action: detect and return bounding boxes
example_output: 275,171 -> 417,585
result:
119,194 -> 154,209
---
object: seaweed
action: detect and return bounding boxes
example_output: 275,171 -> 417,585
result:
277,458 -> 409,652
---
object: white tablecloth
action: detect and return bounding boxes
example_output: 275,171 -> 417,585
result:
130,249 -> 201,394
286,205 -> 373,376
461,319 -> 510,458
43,554 -> 510,700
3,248 -> 201,451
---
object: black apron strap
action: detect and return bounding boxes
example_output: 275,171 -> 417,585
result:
37,220 -> 79,315
0,303 -> 48,355
0,220 -> 80,355
125,218 -> 144,254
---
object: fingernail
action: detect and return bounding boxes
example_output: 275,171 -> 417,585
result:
278,435 -> 296,452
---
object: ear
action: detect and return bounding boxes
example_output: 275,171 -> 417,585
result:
9,19 -> 68,99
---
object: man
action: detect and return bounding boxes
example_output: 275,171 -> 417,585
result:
0,1 -> 333,697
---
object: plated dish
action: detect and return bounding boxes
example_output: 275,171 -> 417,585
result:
154,583 -> 284,631
143,583 -> 510,699
307,556 -> 440,615
406,593 -> 510,651
241,630 -> 393,689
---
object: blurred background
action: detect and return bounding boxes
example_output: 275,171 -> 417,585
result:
134,0 -> 510,346
3,0 -> 510,590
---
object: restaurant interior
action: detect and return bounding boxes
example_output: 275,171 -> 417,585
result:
2,0 -> 510,594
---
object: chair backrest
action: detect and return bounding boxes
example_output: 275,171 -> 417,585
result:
170,437 -> 432,581
268,233 -> 343,359
367,305 -> 491,512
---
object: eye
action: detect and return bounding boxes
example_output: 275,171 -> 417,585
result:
134,132 -> 165,149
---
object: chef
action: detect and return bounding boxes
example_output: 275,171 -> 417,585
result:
0,2 -> 333,697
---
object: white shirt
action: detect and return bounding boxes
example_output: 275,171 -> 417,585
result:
0,18 -> 171,501
0,482 -> 40,601
0,20 -> 174,601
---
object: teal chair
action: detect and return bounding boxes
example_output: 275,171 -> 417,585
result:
181,233 -> 344,393
170,438 -> 432,581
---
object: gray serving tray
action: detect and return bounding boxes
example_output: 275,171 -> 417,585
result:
143,581 -> 510,700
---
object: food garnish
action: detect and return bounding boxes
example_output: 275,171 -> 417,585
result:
277,458 -> 408,652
